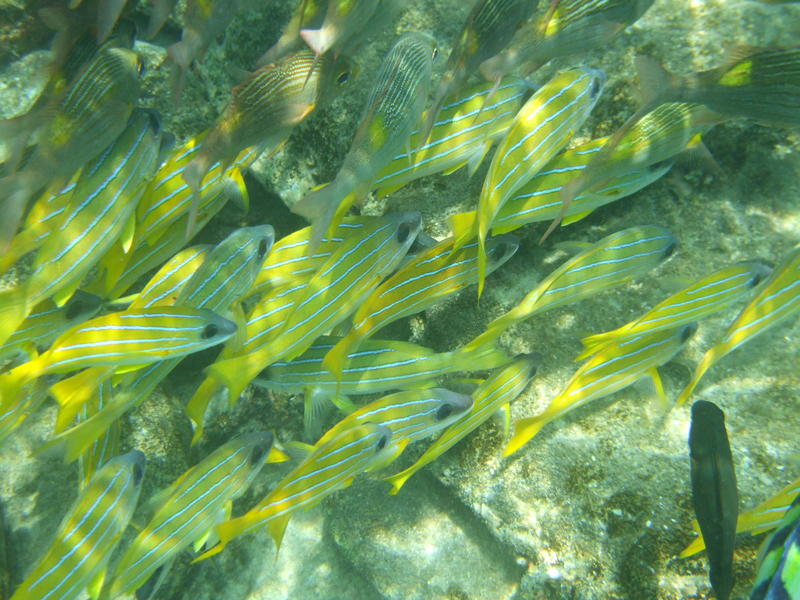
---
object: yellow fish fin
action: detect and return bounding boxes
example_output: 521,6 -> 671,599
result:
368,439 -> 409,473
0,362 -> 39,410
207,355 -> 264,408
647,367 -> 669,412
322,333 -> 360,379
268,514 -> 291,553
0,288 -> 29,348
448,212 -> 478,253
678,533 -> 706,558
561,209 -> 594,227
328,393 -> 357,415
576,330 -> 622,361
303,387 -> 333,439
120,211 -> 136,254
466,141 -> 492,178
267,446 -> 289,464
384,466 -> 416,496
504,415 -> 549,457
87,567 -> 106,600
676,347 -> 719,407
373,181 -> 404,198
185,376 -> 224,446
476,238 -> 488,299
51,278 -> 82,308
50,367 -> 113,431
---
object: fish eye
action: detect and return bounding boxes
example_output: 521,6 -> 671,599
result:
590,76 -> 602,97
249,444 -> 267,466
663,239 -> 678,259
376,434 -> 388,451
396,222 -> 413,243
133,463 -> 145,484
436,403 -> 453,421
258,238 -> 270,258
337,71 -> 350,85
202,323 -> 219,339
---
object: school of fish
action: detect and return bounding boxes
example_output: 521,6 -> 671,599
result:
0,0 -> 798,598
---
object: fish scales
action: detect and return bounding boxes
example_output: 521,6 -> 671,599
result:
474,67 -> 605,295
9,451 -> 145,600
505,323 -> 695,456
323,235 -> 518,376
677,243 -> 800,405
386,354 -> 538,494
292,34 -> 435,249
207,213 -> 421,405
197,423 -> 393,560
578,261 -> 772,358
103,433 -> 275,599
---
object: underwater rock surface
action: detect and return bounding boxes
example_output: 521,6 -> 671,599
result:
0,0 -> 798,599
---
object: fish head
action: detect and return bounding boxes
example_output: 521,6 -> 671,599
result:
198,311 -> 238,342
392,211 -> 423,249
514,352 -> 543,378
485,234 -> 520,269
238,432 -> 276,466
744,261 -> 774,287
431,389 -> 474,426
118,449 -> 147,485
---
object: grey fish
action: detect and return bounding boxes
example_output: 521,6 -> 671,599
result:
292,32 -> 437,250
689,400 -> 738,600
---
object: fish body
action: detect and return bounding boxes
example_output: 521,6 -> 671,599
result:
481,0 -> 654,80
0,291 -> 103,364
208,212 -> 422,404
128,245 -> 212,309
689,400 -> 737,600
257,0 -> 326,65
677,244 -> 800,405
683,476 -> 800,557
475,67 -> 605,295
317,388 -> 474,468
422,0 -> 535,141
0,110 -> 161,347
386,353 -> 538,494
183,49 -> 353,193
449,138 -> 673,244
2,45 -> 142,250
198,423 -> 393,559
750,494 -> 800,600
579,261 -> 772,359
256,337 -> 511,397
506,323 -> 695,455
373,78 -> 530,197
323,235 -> 519,376
76,381 -> 120,489
467,225 -> 677,350
104,433 -> 275,599
9,451 -> 145,600
299,0 -> 384,57
292,33 -> 436,250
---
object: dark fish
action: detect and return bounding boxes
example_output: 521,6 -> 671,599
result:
421,0 -> 536,142
689,400 -> 738,600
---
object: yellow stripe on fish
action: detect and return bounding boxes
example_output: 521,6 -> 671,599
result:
0,307 -> 236,409
77,381 -> 120,490
323,235 -> 518,377
207,212 -> 422,406
385,353 -> 538,494
466,225 -> 677,351
102,433 -> 276,599
0,110 -> 161,348
9,451 -> 145,600
506,323 -> 696,456
292,33 -> 436,250
578,261 -> 772,359
373,78 -> 529,197
197,423 -> 393,560
677,243 -> 800,406
475,67 -> 605,296
681,475 -> 800,557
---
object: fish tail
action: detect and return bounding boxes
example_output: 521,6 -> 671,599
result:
268,513 -> 291,552
576,330 -> 621,361
299,26 -> 332,56
477,234 -> 488,299
49,367 -> 112,432
678,534 -> 707,558
384,466 -> 416,495
185,376 -> 224,445
504,415 -> 549,457
207,355 -> 267,407
676,347 -> 719,407
0,367 -> 36,415
291,182 -> 343,254
448,211 -> 478,253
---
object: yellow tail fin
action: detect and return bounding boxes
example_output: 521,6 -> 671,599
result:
50,367 -> 113,432
504,416 -> 549,457
185,376 -> 224,445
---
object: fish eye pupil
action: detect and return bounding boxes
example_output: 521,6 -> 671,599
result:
376,435 -> 388,451
397,223 -> 412,243
664,240 -> 678,259
337,71 -> 350,84
258,239 -> 269,257
133,464 -> 144,484
590,77 -> 601,97
436,404 -> 453,421
203,323 -> 219,339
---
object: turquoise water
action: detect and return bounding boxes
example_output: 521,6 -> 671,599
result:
0,1 -> 798,599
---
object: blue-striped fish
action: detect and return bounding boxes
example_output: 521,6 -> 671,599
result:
0,110 -> 162,347
677,244 -> 800,406
420,0 -> 535,142
207,212 -> 422,405
682,476 -> 800,557
292,33 -> 436,250
323,235 -> 518,376
9,451 -> 145,600
102,433 -> 275,599
505,323 -> 696,456
0,292 -> 103,364
578,261 -> 772,359
750,493 -> 800,600
480,0 -> 655,81
466,225 -> 677,351
385,353 -> 538,494
2,44 -> 142,251
197,423 -> 393,559
76,381 -> 120,489
474,67 -> 605,295
0,307 -> 236,410
449,138 -> 673,245
373,78 -> 530,197
316,388 -> 473,469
